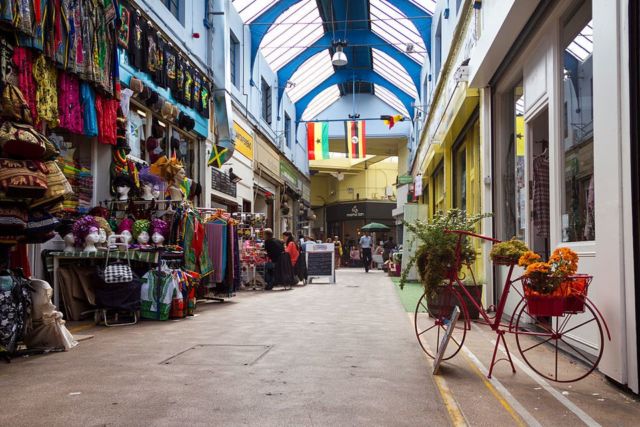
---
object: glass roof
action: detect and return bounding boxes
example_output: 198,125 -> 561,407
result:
410,0 -> 437,13
259,0 -> 325,71
370,0 -> 427,64
372,49 -> 418,98
286,51 -> 335,102
301,85 -> 341,121
374,84 -> 410,117
566,21 -> 593,62
232,0 -> 278,23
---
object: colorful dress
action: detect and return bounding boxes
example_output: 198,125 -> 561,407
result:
32,55 -> 59,127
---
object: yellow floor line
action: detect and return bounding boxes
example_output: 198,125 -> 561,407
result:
458,348 -> 528,427
407,313 -> 468,426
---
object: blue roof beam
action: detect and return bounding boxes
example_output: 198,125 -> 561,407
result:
276,31 -> 423,103
295,69 -> 416,120
249,0 -> 432,72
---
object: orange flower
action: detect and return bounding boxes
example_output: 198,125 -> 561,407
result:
549,247 -> 578,276
518,251 -> 541,267
525,262 -> 551,276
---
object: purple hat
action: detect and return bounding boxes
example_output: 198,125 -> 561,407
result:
139,166 -> 163,187
72,216 -> 100,245
150,218 -> 169,238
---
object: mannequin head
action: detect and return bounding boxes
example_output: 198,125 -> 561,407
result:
63,233 -> 75,251
139,167 -> 164,201
150,218 -> 169,246
84,227 -> 100,252
93,216 -> 112,247
117,218 -> 134,245
112,175 -> 134,201
72,216 -> 100,249
132,219 -> 151,245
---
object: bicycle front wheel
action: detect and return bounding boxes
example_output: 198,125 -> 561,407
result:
514,299 -> 604,382
414,287 -> 468,360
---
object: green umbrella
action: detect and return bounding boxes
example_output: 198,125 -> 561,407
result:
361,222 -> 390,232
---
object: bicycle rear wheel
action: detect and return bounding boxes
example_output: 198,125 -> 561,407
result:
414,287 -> 468,360
514,299 -> 604,382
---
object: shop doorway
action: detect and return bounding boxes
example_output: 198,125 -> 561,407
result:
527,107 -> 550,259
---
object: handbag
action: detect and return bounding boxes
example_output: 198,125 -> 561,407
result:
0,83 -> 32,124
101,243 -> 133,284
0,158 -> 48,198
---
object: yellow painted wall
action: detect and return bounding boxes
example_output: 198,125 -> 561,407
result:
310,159 -> 399,205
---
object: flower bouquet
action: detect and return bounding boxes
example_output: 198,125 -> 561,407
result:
518,247 -> 591,316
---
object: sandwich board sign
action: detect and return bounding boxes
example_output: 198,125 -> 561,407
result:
306,243 -> 335,284
433,306 -> 461,374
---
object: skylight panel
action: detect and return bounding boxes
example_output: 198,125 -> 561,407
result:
566,21 -> 593,62
410,0 -> 437,13
258,0 -> 324,71
301,85 -> 341,121
372,49 -> 418,99
374,84 -> 410,117
286,51 -> 335,102
232,0 -> 278,24
370,0 -> 427,64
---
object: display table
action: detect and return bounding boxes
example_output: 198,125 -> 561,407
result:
46,250 -> 163,307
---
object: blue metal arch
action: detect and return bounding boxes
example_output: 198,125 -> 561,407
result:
276,31 -> 423,104
295,69 -> 415,120
249,0 -> 432,71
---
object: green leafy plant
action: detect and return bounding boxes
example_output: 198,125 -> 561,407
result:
400,209 -> 491,296
489,238 -> 529,265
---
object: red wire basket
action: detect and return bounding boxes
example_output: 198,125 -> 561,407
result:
523,274 -> 592,317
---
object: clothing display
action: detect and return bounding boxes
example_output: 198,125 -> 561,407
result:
532,152 -> 550,238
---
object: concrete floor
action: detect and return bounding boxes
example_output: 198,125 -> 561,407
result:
2,269 -> 639,426
0,269 -> 449,427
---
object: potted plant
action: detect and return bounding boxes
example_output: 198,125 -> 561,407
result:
400,209 -> 490,318
490,238 -> 529,265
518,247 -> 589,316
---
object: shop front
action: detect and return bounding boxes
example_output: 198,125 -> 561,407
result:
279,160 -> 302,236
253,134 -> 283,232
484,0 -> 635,388
325,201 -> 395,248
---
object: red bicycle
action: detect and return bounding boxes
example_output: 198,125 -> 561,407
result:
414,230 -> 610,382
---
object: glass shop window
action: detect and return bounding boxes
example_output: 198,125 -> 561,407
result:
453,142 -> 467,211
432,162 -> 445,214
561,3 -> 594,242
170,127 -> 197,179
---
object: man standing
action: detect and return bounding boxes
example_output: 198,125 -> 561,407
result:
359,232 -> 373,273
382,236 -> 396,263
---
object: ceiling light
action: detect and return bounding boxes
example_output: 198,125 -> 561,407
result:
332,44 -> 348,67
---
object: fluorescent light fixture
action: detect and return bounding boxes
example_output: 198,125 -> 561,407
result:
136,109 -> 147,117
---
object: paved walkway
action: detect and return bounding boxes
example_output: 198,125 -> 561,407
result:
0,269 -> 448,427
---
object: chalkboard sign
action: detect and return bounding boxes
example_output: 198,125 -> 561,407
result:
306,243 -> 335,284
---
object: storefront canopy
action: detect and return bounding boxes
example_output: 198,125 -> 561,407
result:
232,0 -> 434,120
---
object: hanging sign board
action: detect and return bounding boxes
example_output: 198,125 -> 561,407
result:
306,243 -> 335,284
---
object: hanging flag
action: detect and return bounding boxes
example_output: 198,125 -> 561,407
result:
207,91 -> 235,167
344,120 -> 366,159
381,114 -> 405,129
307,122 -> 329,160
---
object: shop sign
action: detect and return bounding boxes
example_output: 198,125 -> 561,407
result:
302,184 -> 311,202
398,175 -> 413,185
414,174 -> 423,197
345,205 -> 365,218
256,138 -> 280,173
280,160 -> 299,187
234,121 -> 253,160
211,167 -> 237,197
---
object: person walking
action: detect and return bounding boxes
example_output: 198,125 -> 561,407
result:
359,232 -> 373,273
263,228 -> 284,290
333,236 -> 343,269
382,236 -> 396,263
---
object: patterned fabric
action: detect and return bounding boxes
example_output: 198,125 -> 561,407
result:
140,270 -> 174,321
57,72 -> 83,134
32,54 -> 59,127
80,82 -> 98,136
12,47 -> 38,125
533,154 -> 550,237
0,272 -> 32,353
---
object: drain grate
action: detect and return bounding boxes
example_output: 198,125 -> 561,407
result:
160,344 -> 272,366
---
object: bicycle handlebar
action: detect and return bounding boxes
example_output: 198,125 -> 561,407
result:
444,229 -> 502,243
